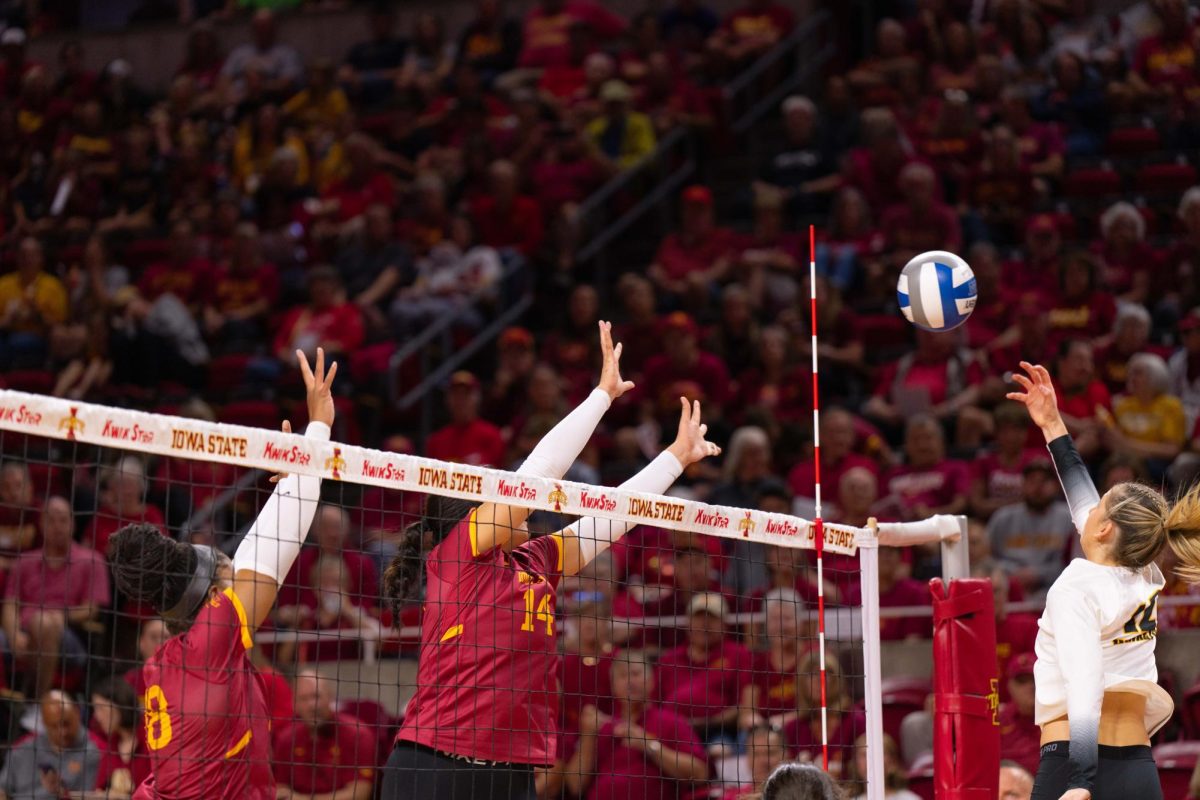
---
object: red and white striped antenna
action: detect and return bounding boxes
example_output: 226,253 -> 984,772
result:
809,224 -> 829,770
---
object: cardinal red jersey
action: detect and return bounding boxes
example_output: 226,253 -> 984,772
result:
396,509 -> 565,764
132,589 -> 273,800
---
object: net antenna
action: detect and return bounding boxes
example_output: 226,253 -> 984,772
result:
809,223 -> 829,771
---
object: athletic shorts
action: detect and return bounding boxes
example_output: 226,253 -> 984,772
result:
1032,741 -> 1161,800
380,742 -> 536,800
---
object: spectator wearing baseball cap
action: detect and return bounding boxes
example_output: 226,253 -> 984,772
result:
585,79 -> 656,169
639,312 -> 731,430
998,653 -> 1039,775
647,185 -> 737,309
425,370 -> 507,467
654,592 -> 753,741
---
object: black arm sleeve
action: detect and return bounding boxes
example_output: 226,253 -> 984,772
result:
1047,434 -> 1101,535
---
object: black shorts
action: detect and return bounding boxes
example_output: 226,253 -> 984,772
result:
1032,741 -> 1161,800
380,742 -> 536,800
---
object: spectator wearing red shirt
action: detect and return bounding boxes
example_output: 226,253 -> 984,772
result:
0,462 -> 38,563
1000,88 -> 1065,180
880,162 -> 962,269
720,726 -> 790,799
789,408 -> 879,504
876,546 -> 931,641
518,0 -> 628,69
278,505 -> 380,613
1130,0 -> 1197,103
864,329 -> 984,434
640,313 -> 731,428
1006,213 -> 1062,296
734,187 -> 804,314
783,650 -> 865,770
470,159 -> 544,257
529,122 -> 613,218
842,109 -> 922,212
1051,338 -> 1111,460
426,370 -> 506,466
635,533 -> 725,650
613,274 -> 659,381
485,326 -> 539,426
137,218 -> 214,311
997,653 -> 1040,776
203,222 -> 280,352
637,53 -> 715,137
983,567 -> 1039,701
736,326 -> 809,426
540,285 -> 600,402
917,91 -> 983,188
970,403 -> 1041,519
655,593 -> 753,739
397,171 -> 452,257
273,670 -> 377,800
85,456 -> 167,556
928,21 -> 978,93
1046,250 -> 1116,351
963,242 -> 1015,350
987,293 -> 1054,393
1092,201 -> 1158,305
91,676 -> 151,795
708,0 -> 795,69
2,497 -> 109,701
881,416 -> 969,522
738,587 -> 808,731
962,124 -> 1034,243
122,618 -> 167,696
272,265 -> 365,364
319,133 -> 397,225
566,652 -> 710,800
280,554 -> 382,664
559,597 -> 620,737
647,186 -> 737,306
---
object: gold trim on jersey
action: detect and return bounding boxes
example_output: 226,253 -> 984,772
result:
440,624 -> 464,643
225,729 -> 252,759
222,589 -> 254,650
468,509 -> 480,558
549,534 -> 564,573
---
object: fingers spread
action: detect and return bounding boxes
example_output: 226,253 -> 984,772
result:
297,349 -> 315,386
323,360 -> 338,390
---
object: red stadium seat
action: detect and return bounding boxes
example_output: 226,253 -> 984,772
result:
1105,126 -> 1161,156
881,676 -> 931,745
1062,167 -> 1121,198
1135,162 -> 1198,196
219,400 -> 281,431
1154,741 -> 1200,800
907,752 -> 935,800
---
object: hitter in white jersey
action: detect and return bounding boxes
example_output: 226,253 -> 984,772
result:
1006,362 -> 1200,800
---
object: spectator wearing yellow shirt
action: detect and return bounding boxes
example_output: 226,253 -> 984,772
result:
282,59 -> 350,131
586,80 -> 656,170
1105,352 -> 1186,482
0,237 -> 68,368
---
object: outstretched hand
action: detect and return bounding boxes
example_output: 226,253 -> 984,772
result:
298,347 -> 337,428
597,320 -> 635,400
1005,361 -> 1067,441
667,398 -> 722,467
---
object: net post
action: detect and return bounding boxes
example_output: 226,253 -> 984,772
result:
940,515 -> 971,581
858,518 -> 885,800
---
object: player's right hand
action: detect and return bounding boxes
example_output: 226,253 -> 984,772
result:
668,398 -> 722,467
597,320 -> 635,400
1006,362 -> 1065,435
297,347 -> 337,428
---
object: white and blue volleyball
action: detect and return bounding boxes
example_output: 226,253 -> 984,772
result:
897,250 -> 977,332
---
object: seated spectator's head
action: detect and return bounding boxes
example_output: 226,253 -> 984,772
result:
1024,214 -> 1060,260
41,496 -> 74,554
446,370 -> 482,424
875,18 -> 907,58
1058,250 -> 1099,301
497,326 -> 536,376
762,587 -> 805,643
315,504 -> 351,553
42,691 -> 82,752
756,325 -> 789,370
933,88 -> 973,134
993,402 -> 1030,455
600,79 -> 633,118
1125,352 -> 1170,402
610,651 -> 654,707
724,426 -> 771,483
967,518 -> 991,565
415,171 -> 447,215
1000,86 -> 1032,128
942,20 -> 976,67
17,236 -> 44,279
680,185 -> 715,234
267,144 -> 301,187
861,108 -> 902,164
660,312 -> 700,365
1021,460 -> 1058,511
0,461 -> 31,507
91,676 -> 137,739
1099,201 -> 1144,249
527,364 -> 563,412
1012,10 -> 1047,62
0,27 -> 26,64
313,556 -> 350,613
1100,453 -> 1146,492
307,265 -> 343,311
1054,339 -> 1094,391
757,479 -> 793,515
765,544 -> 801,582
1179,186 -> 1200,234
753,184 -> 787,232
138,619 -> 168,662
252,8 -> 279,50
782,95 -> 816,143
489,159 -> 520,203
985,124 -> 1019,169
822,408 -> 856,462
568,284 -> 599,330
618,273 -> 656,320
646,52 -> 675,91
169,219 -> 197,264
584,52 -> 615,90
976,54 -> 1005,98
1006,653 -> 1035,716
686,591 -> 728,647
672,542 -> 712,594
231,223 -> 262,270
904,415 -> 944,469
850,732 -> 907,793
566,596 -> 612,651
798,650 -> 848,713
838,466 -> 878,520
899,162 -> 936,210
999,760 -> 1034,800
307,58 -> 335,96
830,187 -> 871,237
449,213 -> 478,250
344,133 -> 379,178
294,669 -> 336,729
1112,303 -> 1151,356
746,726 -> 790,788
762,763 -> 842,800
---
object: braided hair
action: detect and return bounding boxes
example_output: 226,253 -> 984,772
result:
383,495 -> 481,624
109,523 -> 223,635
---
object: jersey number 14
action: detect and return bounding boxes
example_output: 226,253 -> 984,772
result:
1122,591 -> 1161,636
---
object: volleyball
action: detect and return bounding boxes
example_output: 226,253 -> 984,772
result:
896,250 -> 978,332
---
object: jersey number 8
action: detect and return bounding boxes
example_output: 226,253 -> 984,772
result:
144,684 -> 174,750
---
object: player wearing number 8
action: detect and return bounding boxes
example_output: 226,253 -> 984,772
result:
107,349 -> 338,800
1006,362 -> 1200,800
379,323 -> 722,800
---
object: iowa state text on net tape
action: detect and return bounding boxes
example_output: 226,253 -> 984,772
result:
0,390 -> 957,555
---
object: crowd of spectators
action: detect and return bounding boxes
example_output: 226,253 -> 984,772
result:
0,0 -> 1199,798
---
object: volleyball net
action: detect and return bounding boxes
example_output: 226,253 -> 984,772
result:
0,389 -> 966,800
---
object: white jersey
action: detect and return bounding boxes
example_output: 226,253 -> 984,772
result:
1035,434 -> 1174,792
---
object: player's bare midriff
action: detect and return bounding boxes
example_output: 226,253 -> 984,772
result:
1040,691 -> 1149,747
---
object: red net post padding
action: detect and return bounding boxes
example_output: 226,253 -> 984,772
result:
929,577 -> 1000,800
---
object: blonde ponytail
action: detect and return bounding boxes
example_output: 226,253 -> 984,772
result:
1166,484 -> 1200,585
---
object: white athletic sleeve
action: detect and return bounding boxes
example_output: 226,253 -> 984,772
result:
516,388 -> 611,479
232,421 -> 329,585
566,451 -> 684,566
1046,582 -> 1103,793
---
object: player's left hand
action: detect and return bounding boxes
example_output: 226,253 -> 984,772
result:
597,320 -> 635,400
298,346 -> 337,428
667,398 -> 722,467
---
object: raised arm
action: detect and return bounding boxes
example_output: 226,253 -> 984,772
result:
1007,361 -> 1100,532
232,349 -> 337,630
474,321 -> 635,557
558,398 -> 722,576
